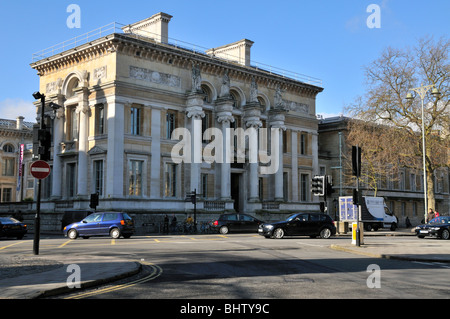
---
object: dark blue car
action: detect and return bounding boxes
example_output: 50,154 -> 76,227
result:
63,212 -> 135,239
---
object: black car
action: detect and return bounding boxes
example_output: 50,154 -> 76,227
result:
259,213 -> 336,239
415,216 -> 450,240
0,217 -> 28,240
211,213 -> 265,234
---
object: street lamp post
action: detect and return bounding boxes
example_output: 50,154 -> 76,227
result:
32,91 -> 46,255
406,84 -> 441,224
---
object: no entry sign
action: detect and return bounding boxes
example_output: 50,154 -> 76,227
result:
30,160 -> 51,180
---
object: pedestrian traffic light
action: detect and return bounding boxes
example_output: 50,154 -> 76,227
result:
311,175 -> 325,196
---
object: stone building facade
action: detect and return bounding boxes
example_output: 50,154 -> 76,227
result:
318,116 -> 450,226
29,12 -> 323,226
0,117 -> 34,203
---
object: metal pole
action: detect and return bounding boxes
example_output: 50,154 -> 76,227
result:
421,97 -> 428,223
356,145 -> 361,247
33,95 -> 45,255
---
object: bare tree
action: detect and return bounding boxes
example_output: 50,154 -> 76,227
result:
346,36 -> 449,212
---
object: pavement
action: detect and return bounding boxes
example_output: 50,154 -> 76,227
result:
0,228 -> 449,299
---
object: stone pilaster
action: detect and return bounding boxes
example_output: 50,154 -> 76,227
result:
105,97 -> 125,198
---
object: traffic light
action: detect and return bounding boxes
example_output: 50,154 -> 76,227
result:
38,128 -> 51,161
33,125 -> 52,161
325,175 -> 334,196
311,175 -> 325,196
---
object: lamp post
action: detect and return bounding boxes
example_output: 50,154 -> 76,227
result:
406,84 -> 441,224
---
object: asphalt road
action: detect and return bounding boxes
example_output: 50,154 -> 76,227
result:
1,233 -> 449,300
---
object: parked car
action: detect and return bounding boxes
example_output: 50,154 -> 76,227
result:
61,209 -> 94,231
63,212 -> 135,239
259,213 -> 336,239
415,216 -> 450,240
0,217 -> 27,240
211,213 -> 265,234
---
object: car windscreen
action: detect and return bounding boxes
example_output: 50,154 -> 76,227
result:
0,217 -> 20,224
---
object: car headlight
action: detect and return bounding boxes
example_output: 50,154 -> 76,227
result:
264,225 -> 274,230
431,227 -> 441,231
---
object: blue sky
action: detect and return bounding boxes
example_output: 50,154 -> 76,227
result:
0,0 -> 448,123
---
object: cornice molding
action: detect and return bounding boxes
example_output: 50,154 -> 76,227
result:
31,33 -> 323,98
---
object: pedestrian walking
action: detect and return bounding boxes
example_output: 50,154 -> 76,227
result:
405,216 -> 412,228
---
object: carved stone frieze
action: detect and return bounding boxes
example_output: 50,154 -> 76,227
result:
130,66 -> 181,88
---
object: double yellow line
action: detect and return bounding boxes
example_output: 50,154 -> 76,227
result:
65,261 -> 163,299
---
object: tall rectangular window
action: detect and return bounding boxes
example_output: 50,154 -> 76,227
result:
166,112 -> 176,139
300,133 -> 307,155
70,108 -> 78,140
128,160 -> 143,196
95,104 -> 105,135
300,174 -> 309,202
1,188 -> 12,202
2,158 -> 14,176
130,107 -> 141,135
201,173 -> 208,198
93,160 -> 104,196
164,163 -> 177,197
67,163 -> 77,198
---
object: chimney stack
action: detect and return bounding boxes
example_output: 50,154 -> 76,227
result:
16,116 -> 24,130
122,12 -> 173,44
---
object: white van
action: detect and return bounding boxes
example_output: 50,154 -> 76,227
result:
339,196 -> 398,231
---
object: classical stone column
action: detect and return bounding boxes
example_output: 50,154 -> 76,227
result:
216,97 -> 234,200
268,108 -> 287,202
291,130 -> 299,202
105,97 -> 125,198
244,100 -> 262,202
186,93 -> 204,193
150,106 -> 161,199
75,88 -> 89,199
50,95 -> 65,199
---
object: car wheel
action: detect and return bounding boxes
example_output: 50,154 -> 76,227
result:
441,229 -> 450,240
273,228 -> 285,239
390,223 -> 397,231
110,228 -> 121,239
319,227 -> 332,239
68,229 -> 78,239
417,235 -> 425,239
219,226 -> 229,235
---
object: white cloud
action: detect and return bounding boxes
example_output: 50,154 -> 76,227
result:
0,98 -> 37,123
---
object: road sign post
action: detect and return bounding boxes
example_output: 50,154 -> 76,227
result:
30,160 -> 51,256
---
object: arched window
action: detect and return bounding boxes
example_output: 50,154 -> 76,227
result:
2,144 -> 14,153
66,78 -> 80,98
230,90 -> 241,109
201,84 -> 212,103
257,96 -> 266,113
